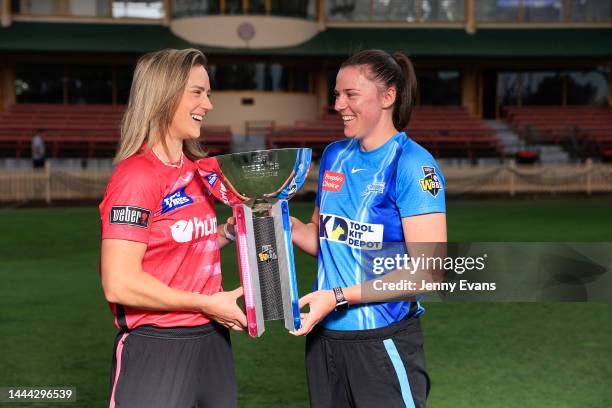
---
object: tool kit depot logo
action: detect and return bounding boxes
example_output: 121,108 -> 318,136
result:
319,213 -> 383,250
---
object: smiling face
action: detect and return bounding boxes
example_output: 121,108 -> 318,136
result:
168,64 -> 213,143
334,65 -> 394,140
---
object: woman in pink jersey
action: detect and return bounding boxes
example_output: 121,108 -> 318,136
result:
99,49 -> 245,408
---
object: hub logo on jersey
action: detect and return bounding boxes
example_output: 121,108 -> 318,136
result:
419,166 -> 442,197
161,187 -> 193,214
205,173 -> 218,188
170,217 -> 217,243
109,206 -> 150,228
322,171 -> 346,192
319,213 -> 383,249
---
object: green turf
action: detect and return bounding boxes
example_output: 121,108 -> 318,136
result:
0,198 -> 611,407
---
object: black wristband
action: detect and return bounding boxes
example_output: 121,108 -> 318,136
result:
333,287 -> 349,312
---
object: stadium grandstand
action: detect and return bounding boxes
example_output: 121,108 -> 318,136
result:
0,0 -> 611,200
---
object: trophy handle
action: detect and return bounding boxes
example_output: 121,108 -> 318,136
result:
233,205 -> 265,337
272,200 -> 302,332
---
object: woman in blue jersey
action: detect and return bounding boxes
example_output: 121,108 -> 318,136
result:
291,49 -> 447,407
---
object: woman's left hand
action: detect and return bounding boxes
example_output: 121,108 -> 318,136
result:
225,216 -> 236,236
291,290 -> 336,336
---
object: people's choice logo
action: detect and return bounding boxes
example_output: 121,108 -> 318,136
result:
319,213 -> 383,249
170,217 -> 217,243
322,171 -> 346,192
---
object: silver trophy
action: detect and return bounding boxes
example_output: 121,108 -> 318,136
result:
198,148 -> 312,337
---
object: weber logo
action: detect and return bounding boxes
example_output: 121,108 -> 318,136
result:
322,170 -> 346,192
110,206 -> 151,228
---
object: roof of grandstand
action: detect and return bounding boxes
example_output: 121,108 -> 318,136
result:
1,22 -> 611,57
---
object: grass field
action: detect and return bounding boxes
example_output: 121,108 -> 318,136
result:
0,198 -> 611,407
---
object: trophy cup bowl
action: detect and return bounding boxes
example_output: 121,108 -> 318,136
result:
199,148 -> 312,337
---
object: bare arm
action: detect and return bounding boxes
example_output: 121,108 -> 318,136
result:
100,239 -> 247,330
343,212 -> 447,304
290,207 -> 319,257
294,212 -> 447,335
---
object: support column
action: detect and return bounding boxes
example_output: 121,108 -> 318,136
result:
315,67 -> 329,117
465,0 -> 475,33
317,0 -> 325,30
163,0 -> 172,25
0,66 -> 16,111
608,62 -> 612,107
462,67 -> 480,117
1,0 -> 12,27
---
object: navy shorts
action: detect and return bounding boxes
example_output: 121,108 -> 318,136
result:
108,323 -> 237,408
306,318 -> 430,408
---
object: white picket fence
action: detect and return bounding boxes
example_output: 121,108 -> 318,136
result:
0,161 -> 611,203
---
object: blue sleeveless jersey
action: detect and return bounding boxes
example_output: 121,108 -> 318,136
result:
315,132 -> 446,330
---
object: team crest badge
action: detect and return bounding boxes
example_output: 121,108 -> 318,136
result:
419,166 -> 442,197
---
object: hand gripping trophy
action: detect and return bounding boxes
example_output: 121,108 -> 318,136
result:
197,149 -> 312,337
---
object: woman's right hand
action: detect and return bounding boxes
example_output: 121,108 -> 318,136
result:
200,287 -> 248,331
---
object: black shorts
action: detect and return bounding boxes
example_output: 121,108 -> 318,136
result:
306,318 -> 430,408
108,323 -> 237,408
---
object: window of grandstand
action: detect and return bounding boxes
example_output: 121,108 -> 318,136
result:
67,66 -> 113,104
326,68 -> 462,106
417,70 -> 462,105
569,0 -> 612,21
522,72 -> 563,105
476,0 -> 611,21
327,0 -> 465,21
567,69 -> 609,105
116,66 -> 135,105
523,0 -> 564,21
11,0 -> 164,19
498,72 -> 519,106
498,69 -> 608,112
112,1 -> 164,18
173,0 -> 316,19
208,63 -> 312,92
15,65 -> 64,103
475,0 -> 519,21
15,65 -> 134,104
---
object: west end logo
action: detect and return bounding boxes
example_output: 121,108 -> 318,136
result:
419,166 -> 442,197
161,187 -> 193,214
319,213 -> 383,250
